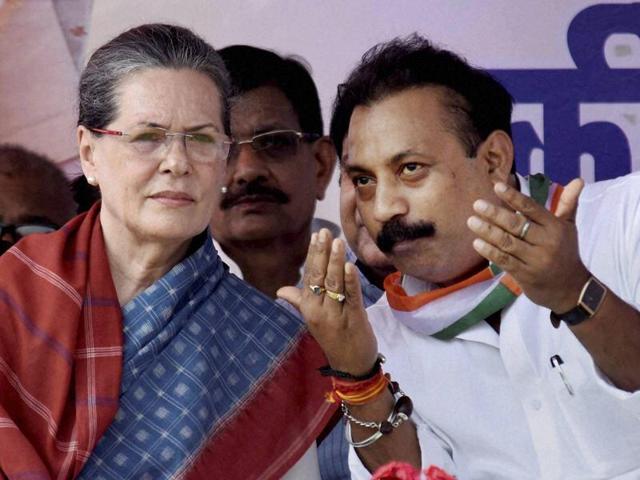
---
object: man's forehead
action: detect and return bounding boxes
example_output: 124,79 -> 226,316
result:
344,103 -> 408,169
345,88 -> 451,168
230,86 -> 300,135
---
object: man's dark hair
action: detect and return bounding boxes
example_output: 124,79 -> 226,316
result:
0,144 -> 76,226
330,34 -> 514,168
219,45 -> 323,135
70,176 -> 101,214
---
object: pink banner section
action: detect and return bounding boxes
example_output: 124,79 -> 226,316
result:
0,0 -> 93,178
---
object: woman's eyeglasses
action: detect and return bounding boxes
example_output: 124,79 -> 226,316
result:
88,127 -> 232,163
232,129 -> 320,159
88,126 -> 320,163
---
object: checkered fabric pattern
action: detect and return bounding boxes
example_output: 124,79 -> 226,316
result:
79,236 -> 305,479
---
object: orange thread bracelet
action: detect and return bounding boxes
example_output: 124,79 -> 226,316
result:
326,371 -> 389,405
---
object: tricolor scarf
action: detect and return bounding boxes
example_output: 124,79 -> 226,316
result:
384,174 -> 563,340
0,203 -> 335,479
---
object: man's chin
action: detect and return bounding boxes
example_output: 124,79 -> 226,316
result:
359,243 -> 394,271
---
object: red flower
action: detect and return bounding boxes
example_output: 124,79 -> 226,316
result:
371,462 -> 456,480
372,461 -> 420,480
424,465 -> 456,480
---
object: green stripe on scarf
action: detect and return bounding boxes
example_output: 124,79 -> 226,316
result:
428,174 -> 553,340
432,283 -> 519,340
528,173 -> 552,207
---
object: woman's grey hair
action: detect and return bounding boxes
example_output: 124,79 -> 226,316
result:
78,23 -> 231,133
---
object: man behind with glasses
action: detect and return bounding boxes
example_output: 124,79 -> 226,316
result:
210,45 -> 337,300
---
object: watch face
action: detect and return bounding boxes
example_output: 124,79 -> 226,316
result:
580,277 -> 606,316
550,277 -> 607,327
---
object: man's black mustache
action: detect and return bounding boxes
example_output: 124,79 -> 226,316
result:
376,219 -> 436,253
220,181 -> 289,210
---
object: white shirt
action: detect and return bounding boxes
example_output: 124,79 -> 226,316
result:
350,172 -> 640,480
211,217 -> 341,282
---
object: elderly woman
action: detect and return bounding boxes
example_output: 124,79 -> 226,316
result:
0,24 -> 334,480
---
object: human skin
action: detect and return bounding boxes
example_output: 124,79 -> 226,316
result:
210,86 -> 335,297
339,169 -> 394,286
77,68 -> 227,305
280,85 -> 640,473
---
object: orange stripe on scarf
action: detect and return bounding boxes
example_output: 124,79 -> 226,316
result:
549,184 -> 564,214
385,267 -> 496,312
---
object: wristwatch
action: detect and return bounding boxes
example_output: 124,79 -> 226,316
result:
550,276 -> 607,328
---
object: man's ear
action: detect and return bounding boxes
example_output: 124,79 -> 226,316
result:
312,136 -> 337,201
475,130 -> 513,184
77,125 -> 98,182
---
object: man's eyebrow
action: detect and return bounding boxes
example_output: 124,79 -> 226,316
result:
343,164 -> 371,176
252,124 -> 297,135
389,149 -> 427,165
344,149 -> 428,175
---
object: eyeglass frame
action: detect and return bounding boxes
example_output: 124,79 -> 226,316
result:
87,126 -> 233,162
231,129 -> 321,157
0,221 -> 59,243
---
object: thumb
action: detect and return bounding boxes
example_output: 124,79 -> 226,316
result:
555,178 -> 584,222
276,286 -> 303,310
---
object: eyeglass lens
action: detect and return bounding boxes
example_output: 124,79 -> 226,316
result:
125,128 -> 230,161
0,223 -> 57,245
250,131 -> 302,157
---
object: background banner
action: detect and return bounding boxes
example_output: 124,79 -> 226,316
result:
1,0 -> 638,221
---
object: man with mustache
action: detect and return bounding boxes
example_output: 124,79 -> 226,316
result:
280,35 -> 640,479
210,45 -> 336,299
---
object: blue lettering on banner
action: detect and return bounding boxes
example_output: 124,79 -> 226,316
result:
489,3 -> 640,183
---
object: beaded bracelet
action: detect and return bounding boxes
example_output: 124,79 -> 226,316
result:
342,380 -> 414,448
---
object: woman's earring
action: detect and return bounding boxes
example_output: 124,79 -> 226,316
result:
86,176 -> 98,186
220,186 -> 228,194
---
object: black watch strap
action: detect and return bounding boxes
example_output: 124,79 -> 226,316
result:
550,276 -> 607,328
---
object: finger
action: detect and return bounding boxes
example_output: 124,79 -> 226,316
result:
467,215 -> 527,262
301,232 -> 318,284
324,238 -> 346,306
302,229 -> 332,296
555,178 -> 584,222
344,262 -> 365,319
344,262 -> 379,371
276,286 -> 303,310
494,182 -> 552,226
472,199 -> 540,245
472,237 -> 526,274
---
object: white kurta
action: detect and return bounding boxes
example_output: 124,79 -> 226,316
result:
350,172 -> 640,480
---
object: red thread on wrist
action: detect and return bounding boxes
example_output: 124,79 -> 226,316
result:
326,371 -> 389,405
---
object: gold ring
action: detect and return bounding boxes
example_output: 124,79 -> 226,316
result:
518,219 -> 532,240
325,289 -> 346,303
309,284 -> 325,296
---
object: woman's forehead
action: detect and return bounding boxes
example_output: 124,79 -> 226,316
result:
113,68 -> 223,124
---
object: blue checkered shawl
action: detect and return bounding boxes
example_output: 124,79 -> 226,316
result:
79,234 -> 329,479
